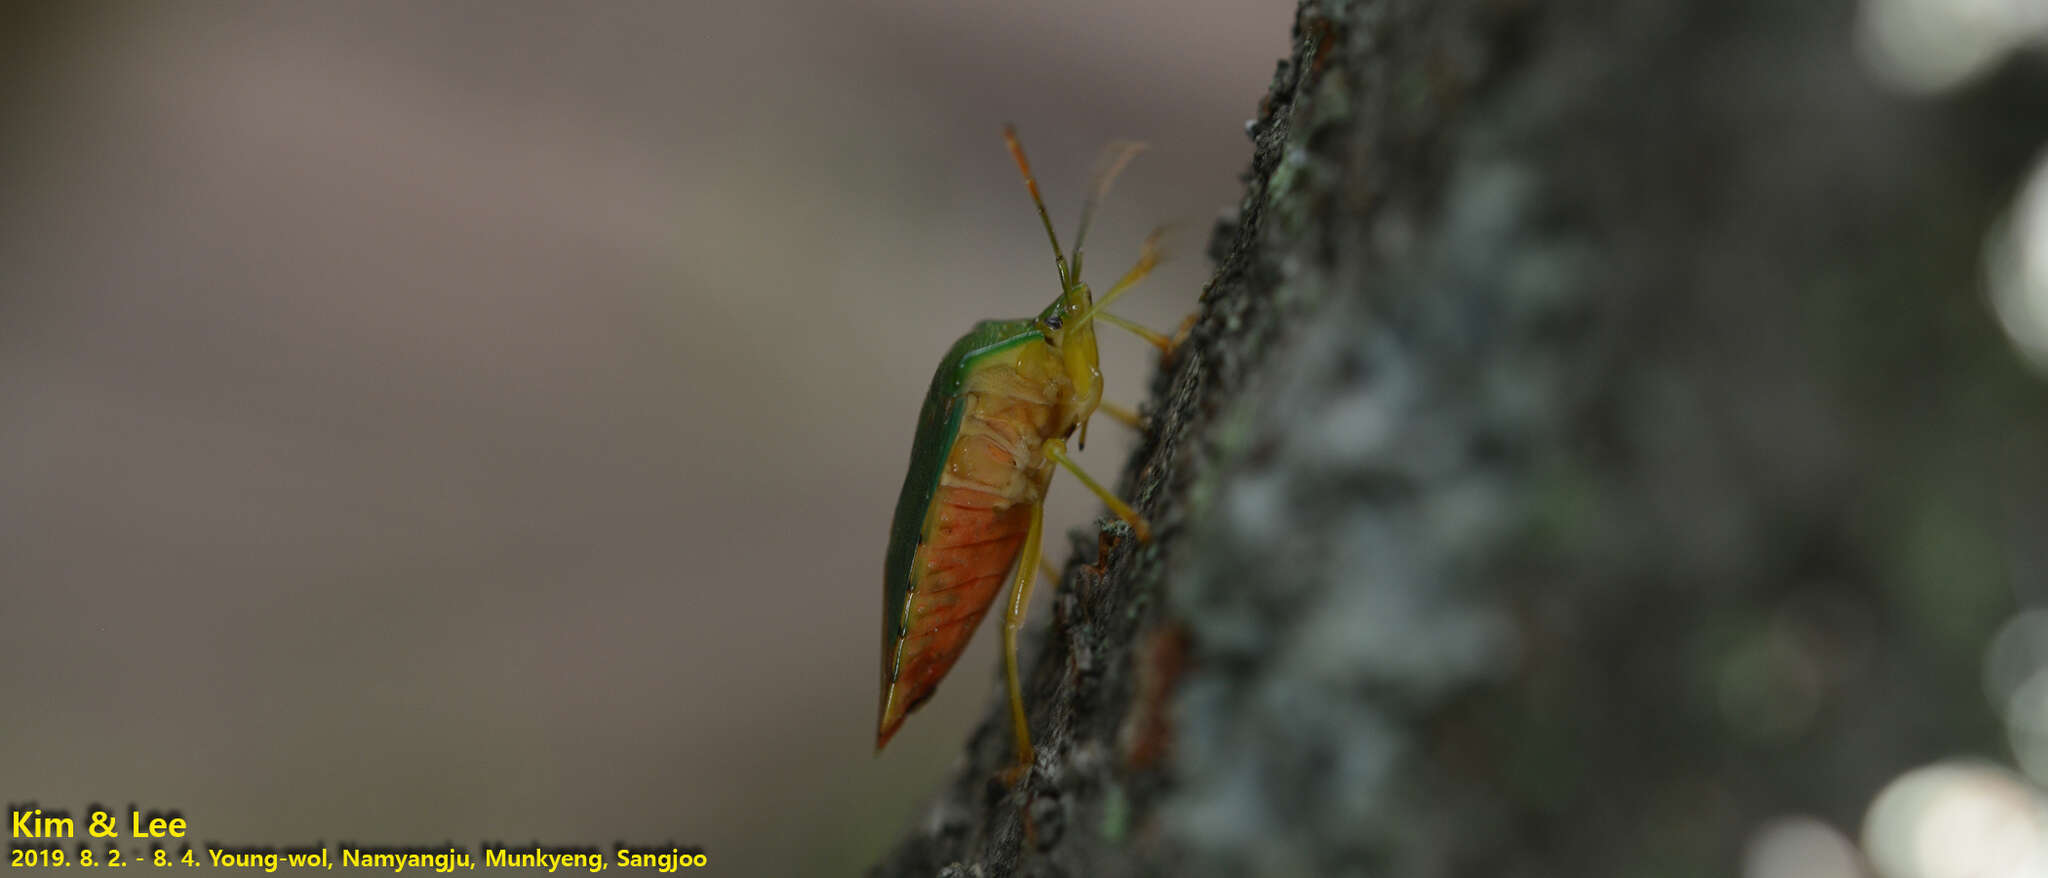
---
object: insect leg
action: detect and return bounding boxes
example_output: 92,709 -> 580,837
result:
1095,310 -> 1177,354
1043,437 -> 1152,543
1002,497 -> 1048,774
1096,401 -> 1147,432
1074,226 -> 1168,329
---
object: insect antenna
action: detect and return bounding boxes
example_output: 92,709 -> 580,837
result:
1068,140 -> 1147,285
1003,125 -> 1071,290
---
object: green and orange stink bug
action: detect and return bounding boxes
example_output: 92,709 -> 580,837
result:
877,127 -> 1176,773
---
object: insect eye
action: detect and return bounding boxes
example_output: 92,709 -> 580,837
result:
1045,313 -> 1064,330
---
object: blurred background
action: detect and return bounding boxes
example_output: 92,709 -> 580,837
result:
0,1 -> 1285,873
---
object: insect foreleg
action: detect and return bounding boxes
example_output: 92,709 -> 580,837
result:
1094,310 -> 1179,354
1074,226 -> 1167,329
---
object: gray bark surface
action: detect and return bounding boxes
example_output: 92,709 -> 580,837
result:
872,1 -> 2048,875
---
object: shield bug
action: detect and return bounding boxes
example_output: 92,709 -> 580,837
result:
876,126 -> 1178,774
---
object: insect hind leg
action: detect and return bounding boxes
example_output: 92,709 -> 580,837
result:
1001,498 -> 1048,780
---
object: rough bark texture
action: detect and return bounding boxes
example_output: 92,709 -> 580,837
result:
873,1 -> 2048,875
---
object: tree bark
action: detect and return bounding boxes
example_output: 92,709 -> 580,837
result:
872,1 -> 2048,875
